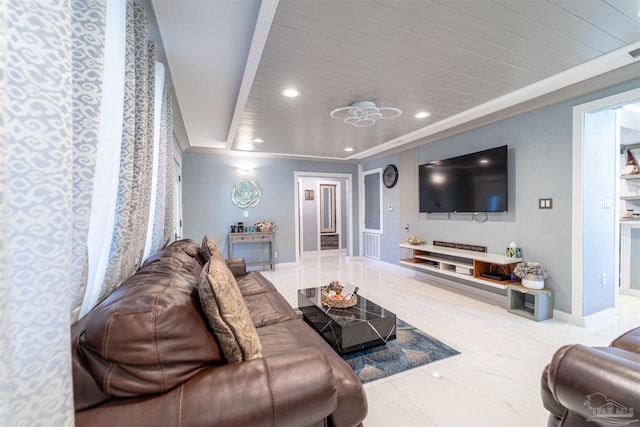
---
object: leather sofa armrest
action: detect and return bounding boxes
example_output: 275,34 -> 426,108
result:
611,326 -> 640,353
76,348 -> 338,427
547,344 -> 640,423
226,257 -> 247,277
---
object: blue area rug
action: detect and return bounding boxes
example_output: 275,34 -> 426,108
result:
342,319 -> 460,384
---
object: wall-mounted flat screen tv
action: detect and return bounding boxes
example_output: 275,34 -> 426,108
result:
419,145 -> 508,213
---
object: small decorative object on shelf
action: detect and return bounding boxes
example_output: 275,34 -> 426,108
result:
505,241 -> 522,258
254,219 -> 277,232
622,149 -> 639,175
514,261 -> 548,290
321,281 -> 357,308
406,236 -> 425,245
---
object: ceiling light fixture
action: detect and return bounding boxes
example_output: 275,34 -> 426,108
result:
344,147 -> 354,152
281,88 -> 300,98
330,100 -> 402,128
251,138 -> 264,143
414,111 -> 431,119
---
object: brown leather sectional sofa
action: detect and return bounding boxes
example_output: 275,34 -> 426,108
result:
541,327 -> 640,427
71,239 -> 367,427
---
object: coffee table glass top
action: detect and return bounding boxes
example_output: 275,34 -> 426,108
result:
297,286 -> 397,354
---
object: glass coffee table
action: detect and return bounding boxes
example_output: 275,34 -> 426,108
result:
298,287 -> 397,354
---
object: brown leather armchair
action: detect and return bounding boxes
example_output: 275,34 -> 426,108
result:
541,327 -> 640,427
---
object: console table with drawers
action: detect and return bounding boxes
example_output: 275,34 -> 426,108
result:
228,232 -> 275,270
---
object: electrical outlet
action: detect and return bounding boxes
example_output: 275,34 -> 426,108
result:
244,210 -> 248,218
602,273 -> 606,285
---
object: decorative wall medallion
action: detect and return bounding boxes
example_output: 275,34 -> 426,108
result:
232,180 -> 261,208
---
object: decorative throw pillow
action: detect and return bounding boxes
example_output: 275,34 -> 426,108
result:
198,259 -> 262,363
201,235 -> 224,263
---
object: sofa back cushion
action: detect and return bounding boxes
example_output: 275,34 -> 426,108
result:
198,259 -> 263,363
74,249 -> 222,408
162,238 -> 206,265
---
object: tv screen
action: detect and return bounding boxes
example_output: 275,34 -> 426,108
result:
419,145 -> 508,213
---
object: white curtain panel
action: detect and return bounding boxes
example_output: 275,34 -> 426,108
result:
0,0 -> 83,425
101,1 -> 155,301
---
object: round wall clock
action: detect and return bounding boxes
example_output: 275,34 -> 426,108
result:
383,164 -> 398,188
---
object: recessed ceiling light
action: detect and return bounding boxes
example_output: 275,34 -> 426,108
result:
251,138 -> 264,143
344,147 -> 354,152
414,111 -> 431,119
281,88 -> 300,98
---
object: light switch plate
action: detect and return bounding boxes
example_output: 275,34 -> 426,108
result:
539,198 -> 553,209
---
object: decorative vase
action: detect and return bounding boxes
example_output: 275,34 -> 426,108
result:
261,227 -> 271,232
521,274 -> 544,290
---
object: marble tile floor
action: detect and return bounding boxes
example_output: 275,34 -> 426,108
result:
261,252 -> 640,427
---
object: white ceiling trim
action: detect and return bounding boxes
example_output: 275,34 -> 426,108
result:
225,0 -> 279,150
351,40 -> 640,160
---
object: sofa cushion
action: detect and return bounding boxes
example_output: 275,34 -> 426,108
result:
258,319 -> 368,427
236,271 -> 277,296
198,259 -> 263,363
201,235 -> 224,263
164,238 -> 206,265
243,291 -> 297,328
75,250 -> 222,402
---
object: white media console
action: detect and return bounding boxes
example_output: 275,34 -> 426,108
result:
399,243 -> 522,289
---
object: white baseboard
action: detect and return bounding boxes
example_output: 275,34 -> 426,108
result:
562,307 -> 618,327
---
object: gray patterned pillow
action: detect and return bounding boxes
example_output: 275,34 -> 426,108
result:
201,235 -> 224,263
197,259 -> 262,363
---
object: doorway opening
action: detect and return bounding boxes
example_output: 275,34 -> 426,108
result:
294,172 -> 353,262
572,87 -> 640,325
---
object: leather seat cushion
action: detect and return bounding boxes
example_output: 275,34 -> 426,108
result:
243,291 -> 297,328
236,271 -> 277,296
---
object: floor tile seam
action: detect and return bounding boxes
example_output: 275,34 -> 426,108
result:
391,363 -> 549,424
387,381 -> 440,426
461,350 -> 551,395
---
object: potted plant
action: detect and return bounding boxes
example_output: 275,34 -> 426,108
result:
514,261 -> 548,290
254,219 -> 277,232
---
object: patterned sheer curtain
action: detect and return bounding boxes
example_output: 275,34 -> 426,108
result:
150,87 -> 175,252
100,2 -> 156,300
70,0 -> 107,321
0,0 -> 106,425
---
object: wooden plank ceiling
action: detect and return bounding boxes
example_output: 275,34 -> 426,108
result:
154,0 -> 640,160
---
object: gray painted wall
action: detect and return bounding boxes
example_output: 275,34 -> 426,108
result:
363,79 -> 639,314
363,155 -> 401,262
582,109 -> 617,316
182,153 -> 358,263
632,228 -> 640,290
